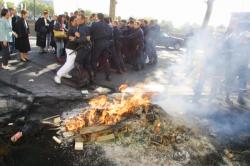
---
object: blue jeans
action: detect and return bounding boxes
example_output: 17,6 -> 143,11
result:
56,40 -> 64,58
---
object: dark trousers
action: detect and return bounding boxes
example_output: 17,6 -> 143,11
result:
145,39 -> 157,62
0,42 -> 10,66
92,40 -> 112,79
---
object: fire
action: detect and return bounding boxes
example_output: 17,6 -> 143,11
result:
65,84 -> 152,131
119,83 -> 128,92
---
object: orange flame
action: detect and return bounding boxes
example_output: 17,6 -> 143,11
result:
65,84 -> 152,131
119,83 -> 128,92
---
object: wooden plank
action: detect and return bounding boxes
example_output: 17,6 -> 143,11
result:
96,134 -> 115,142
53,117 -> 61,124
80,125 -> 112,135
75,141 -> 84,150
43,115 -> 60,121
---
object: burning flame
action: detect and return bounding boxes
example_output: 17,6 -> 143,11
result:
65,84 -> 152,131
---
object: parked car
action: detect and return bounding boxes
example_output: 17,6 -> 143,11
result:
157,32 -> 185,50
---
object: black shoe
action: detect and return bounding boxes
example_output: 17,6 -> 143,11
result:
237,97 -> 246,105
25,58 -> 30,62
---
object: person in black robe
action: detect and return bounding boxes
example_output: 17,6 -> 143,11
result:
49,15 -> 57,54
90,13 -> 113,81
9,8 -> 20,53
125,21 -> 145,70
35,10 -> 50,53
112,20 -> 126,73
15,10 -> 30,62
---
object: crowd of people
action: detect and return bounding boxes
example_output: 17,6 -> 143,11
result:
33,10 -> 160,84
0,8 -> 160,84
0,8 -> 30,69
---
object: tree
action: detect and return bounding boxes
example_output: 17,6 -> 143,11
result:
202,0 -> 215,28
85,10 -> 92,17
18,0 -> 54,17
6,2 -> 14,8
0,0 -> 4,9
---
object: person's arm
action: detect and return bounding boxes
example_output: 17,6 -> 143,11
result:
1,21 -> 8,47
14,20 -> 21,38
75,29 -> 87,44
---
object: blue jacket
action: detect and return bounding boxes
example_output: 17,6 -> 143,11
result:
0,18 -> 13,42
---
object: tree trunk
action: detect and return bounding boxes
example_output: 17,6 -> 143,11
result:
202,0 -> 215,28
109,0 -> 116,20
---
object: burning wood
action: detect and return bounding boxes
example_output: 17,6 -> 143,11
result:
64,84 -> 152,132
52,84 -> 192,151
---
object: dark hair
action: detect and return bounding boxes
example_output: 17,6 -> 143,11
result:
8,8 -> 13,11
69,16 -> 76,26
57,15 -> 65,23
78,14 -> 85,20
90,13 -> 96,18
97,13 -> 104,20
1,8 -> 9,17
121,19 -> 127,24
104,17 -> 110,24
129,20 -> 134,25
143,20 -> 148,25
74,11 -> 79,16
79,10 -> 85,14
21,10 -> 28,16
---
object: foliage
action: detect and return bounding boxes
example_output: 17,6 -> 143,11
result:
6,1 -> 14,8
18,0 -> 54,17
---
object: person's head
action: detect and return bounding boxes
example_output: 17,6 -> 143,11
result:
57,14 -> 65,24
142,20 -> 148,27
104,17 -> 110,24
128,20 -> 134,29
64,12 -> 68,16
69,16 -> 77,27
79,10 -> 85,15
1,8 -> 10,19
90,13 -> 97,21
74,10 -> 79,16
149,20 -> 155,25
134,21 -> 141,29
52,15 -> 58,21
9,8 -> 17,16
120,19 -> 127,27
112,20 -> 119,27
21,10 -> 28,19
70,12 -> 74,17
76,14 -> 85,25
43,10 -> 49,19
97,13 -> 104,21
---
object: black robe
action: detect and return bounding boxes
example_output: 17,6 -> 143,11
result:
15,18 -> 30,53
35,17 -> 49,48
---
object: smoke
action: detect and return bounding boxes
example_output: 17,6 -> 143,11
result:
147,15 -> 250,142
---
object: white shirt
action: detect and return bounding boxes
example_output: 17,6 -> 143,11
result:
44,18 -> 49,26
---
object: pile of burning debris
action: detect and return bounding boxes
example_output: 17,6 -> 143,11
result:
48,84 -> 192,151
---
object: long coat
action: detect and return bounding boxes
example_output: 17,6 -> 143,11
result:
15,18 -> 30,53
35,17 -> 49,48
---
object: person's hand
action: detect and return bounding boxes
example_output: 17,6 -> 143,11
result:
13,32 -> 18,38
69,36 -> 75,41
86,36 -> 91,41
75,32 -> 80,38
3,41 -> 7,47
